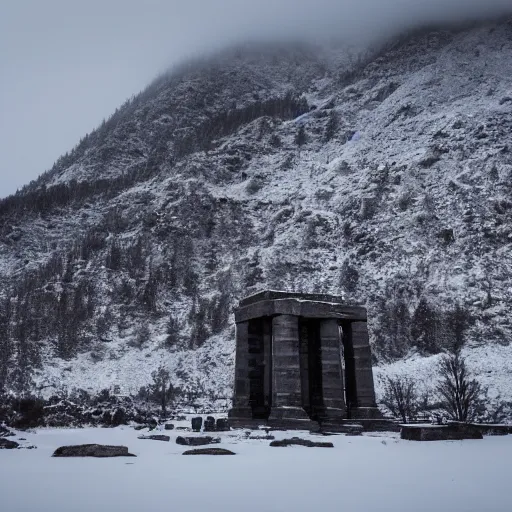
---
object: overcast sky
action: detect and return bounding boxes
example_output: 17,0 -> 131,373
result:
1,0 -> 511,198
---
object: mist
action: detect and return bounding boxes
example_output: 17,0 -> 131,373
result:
1,0 -> 511,197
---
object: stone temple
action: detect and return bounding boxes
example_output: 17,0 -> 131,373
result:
228,290 -> 380,430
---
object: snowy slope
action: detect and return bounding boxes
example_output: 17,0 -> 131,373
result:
0,19 -> 511,409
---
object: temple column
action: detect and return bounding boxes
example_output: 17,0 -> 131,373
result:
262,317 -> 272,415
228,321 -> 252,421
349,321 -> 380,419
318,319 -> 346,423
268,314 -> 310,424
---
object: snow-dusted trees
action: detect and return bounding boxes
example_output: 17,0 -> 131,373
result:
132,323 -> 150,349
188,298 -> 209,350
410,298 -> 442,355
323,110 -> 339,141
380,375 -> 420,423
436,351 -> 485,422
380,350 -> 486,423
105,237 -> 122,270
173,93 -> 309,158
165,315 -> 180,348
295,124 -> 307,150
244,251 -> 264,289
141,269 -> 159,313
339,260 -> 359,294
149,365 -> 175,415
0,298 -> 14,393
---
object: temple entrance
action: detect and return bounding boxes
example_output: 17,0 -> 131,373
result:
247,317 -> 271,420
299,318 -> 324,422
247,316 -> 348,422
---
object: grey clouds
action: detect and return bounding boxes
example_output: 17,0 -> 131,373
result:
1,0 -> 511,197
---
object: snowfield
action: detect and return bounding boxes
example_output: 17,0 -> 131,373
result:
1,425 -> 511,512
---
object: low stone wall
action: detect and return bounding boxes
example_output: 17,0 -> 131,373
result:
401,423 -> 483,441
467,424 -> 512,436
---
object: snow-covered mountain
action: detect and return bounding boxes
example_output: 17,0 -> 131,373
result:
1,18 -> 512,408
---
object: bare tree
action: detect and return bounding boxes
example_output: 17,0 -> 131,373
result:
294,124 -> 307,153
436,352 -> 485,422
380,375 -> 419,423
150,365 -> 174,416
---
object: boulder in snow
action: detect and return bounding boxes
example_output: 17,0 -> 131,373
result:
176,436 -> 221,446
137,435 -> 170,442
182,448 -> 235,455
0,438 -> 19,449
269,437 -> 334,448
52,444 -> 136,457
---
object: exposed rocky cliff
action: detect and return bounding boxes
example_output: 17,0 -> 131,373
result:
1,19 -> 511,409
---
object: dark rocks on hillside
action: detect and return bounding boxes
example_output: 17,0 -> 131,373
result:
419,148 -> 442,168
359,196 -> 378,220
0,438 -> 19,449
147,419 -> 159,430
270,437 -> 334,448
176,436 -> 221,446
0,426 -> 15,437
52,444 -> 136,457
183,448 -> 235,455
8,393 -> 156,429
438,228 -> 455,245
101,411 -> 112,425
133,425 -> 147,431
111,408 -> 127,427
137,435 -> 170,442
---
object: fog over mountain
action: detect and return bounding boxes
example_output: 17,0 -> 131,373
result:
1,0 -> 511,196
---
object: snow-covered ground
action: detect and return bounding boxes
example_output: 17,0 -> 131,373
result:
2,425 -> 511,512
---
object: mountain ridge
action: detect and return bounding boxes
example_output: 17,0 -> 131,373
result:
1,18 -> 511,413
